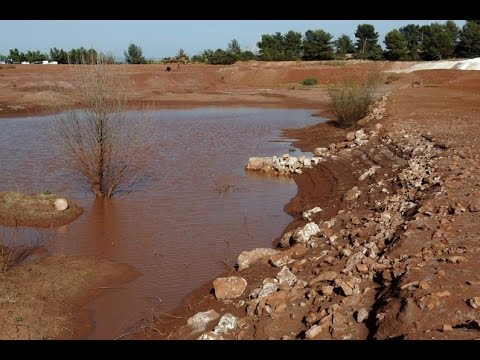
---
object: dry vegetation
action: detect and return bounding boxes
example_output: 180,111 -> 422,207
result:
328,72 -> 381,128
50,59 -> 155,198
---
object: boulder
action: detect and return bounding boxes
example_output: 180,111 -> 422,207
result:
213,277 -> 247,299
187,310 -> 220,333
237,248 -> 279,271
54,198 -> 69,211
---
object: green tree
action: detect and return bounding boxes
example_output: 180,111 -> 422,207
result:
124,43 -> 146,64
283,30 -> 303,60
445,20 -> 460,51
335,34 -> 355,56
238,50 -> 256,61
457,20 -> 480,57
302,29 -> 334,60
8,48 -> 25,62
399,24 -> 422,60
354,24 -> 383,60
227,39 -> 242,57
25,50 -> 47,63
49,47 -> 68,64
384,29 -> 408,60
176,48 -> 189,63
257,32 -> 285,61
421,23 -> 456,60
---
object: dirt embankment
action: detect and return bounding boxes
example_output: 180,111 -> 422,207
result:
129,68 -> 480,340
0,256 -> 137,339
0,61 -> 410,118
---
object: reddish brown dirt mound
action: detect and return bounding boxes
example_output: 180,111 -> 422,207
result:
0,191 -> 83,227
0,255 -> 137,339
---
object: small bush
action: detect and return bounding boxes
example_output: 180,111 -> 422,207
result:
302,77 -> 318,86
328,72 -> 380,128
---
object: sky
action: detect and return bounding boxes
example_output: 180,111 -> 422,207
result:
0,20 -> 466,60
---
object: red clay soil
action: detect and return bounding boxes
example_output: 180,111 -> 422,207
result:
124,67 -> 480,340
0,61 -> 410,118
2,61 -> 480,340
0,255 -> 137,339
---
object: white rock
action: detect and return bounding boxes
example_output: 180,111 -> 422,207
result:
356,308 -> 369,323
54,198 -> 69,211
237,248 -> 279,271
293,222 -> 321,245
187,310 -> 220,332
302,207 -> 323,221
213,313 -> 238,335
258,282 -> 279,298
276,266 -> 297,288
359,166 -> 381,181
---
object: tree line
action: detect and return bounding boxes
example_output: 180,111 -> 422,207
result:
2,21 -> 479,65
189,20 -> 480,64
0,47 -> 116,64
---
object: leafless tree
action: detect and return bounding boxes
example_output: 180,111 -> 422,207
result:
51,57 -> 155,197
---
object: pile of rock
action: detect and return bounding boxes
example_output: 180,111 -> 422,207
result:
246,126 -> 382,176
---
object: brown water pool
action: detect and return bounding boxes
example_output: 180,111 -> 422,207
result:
0,107 -> 322,339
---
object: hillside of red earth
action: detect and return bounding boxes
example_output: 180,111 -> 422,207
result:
2,61 -> 480,340
127,65 -> 480,340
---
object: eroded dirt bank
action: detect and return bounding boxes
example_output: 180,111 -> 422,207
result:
0,256 -> 137,339
0,61 -> 409,118
132,69 -> 480,340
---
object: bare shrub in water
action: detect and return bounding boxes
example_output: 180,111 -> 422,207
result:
51,57 -> 154,198
328,71 -> 381,128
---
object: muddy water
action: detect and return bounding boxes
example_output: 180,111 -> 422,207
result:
0,108 -> 321,339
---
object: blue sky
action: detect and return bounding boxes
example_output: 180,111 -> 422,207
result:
0,20 -> 465,60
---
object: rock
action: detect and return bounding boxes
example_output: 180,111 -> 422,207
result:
313,147 -> 328,156
356,263 -> 369,273
359,166 -> 381,181
54,198 -> 69,211
293,222 -> 321,245
334,279 -> 354,296
197,332 -> 225,340
305,324 -> 326,339
276,266 -> 297,288
321,285 -> 334,296
356,308 -> 369,323
269,253 -> 293,267
468,201 -> 480,212
187,310 -> 220,332
246,157 -> 273,172
344,186 -> 361,201
418,281 -> 430,290
433,290 -> 451,298
355,129 -> 367,140
442,324 -> 453,332
375,123 -> 383,131
468,297 -> 480,309
213,313 -> 238,335
302,206 -> 323,221
213,277 -> 247,300
346,132 -> 356,142
279,230 -> 294,248
309,271 -> 339,285
258,282 -> 279,298
294,168 -> 303,174
237,248 -> 279,271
